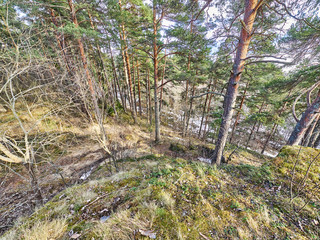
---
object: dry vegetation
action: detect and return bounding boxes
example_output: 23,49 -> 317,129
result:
0,102 -> 319,240
1,140 -> 320,239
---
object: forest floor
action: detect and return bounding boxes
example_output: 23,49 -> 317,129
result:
0,108 -> 319,239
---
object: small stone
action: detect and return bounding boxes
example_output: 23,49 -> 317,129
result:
139,229 -> 156,239
100,215 -> 110,222
70,233 -> 81,239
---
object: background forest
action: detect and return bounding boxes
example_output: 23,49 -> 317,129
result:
1,0 -> 320,239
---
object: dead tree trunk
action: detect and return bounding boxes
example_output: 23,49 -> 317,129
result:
211,0 -> 261,165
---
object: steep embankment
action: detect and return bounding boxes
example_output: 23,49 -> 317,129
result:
1,146 -> 319,240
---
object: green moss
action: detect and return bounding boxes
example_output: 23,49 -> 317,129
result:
223,163 -> 273,184
169,142 -> 187,153
3,150 -> 320,239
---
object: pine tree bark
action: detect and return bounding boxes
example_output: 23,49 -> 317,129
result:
308,118 -> 320,147
303,114 -> 319,146
261,124 -> 278,154
185,84 -> 196,136
159,51 -> 167,113
109,42 -> 126,111
313,129 -> 320,148
229,79 -> 250,144
147,66 -> 152,125
68,0 -> 100,116
261,90 -> 293,154
118,0 -> 136,122
49,8 -> 73,74
122,32 -> 136,122
132,54 -> 137,114
203,89 -> 215,140
198,81 -> 213,138
153,4 -> 160,142
245,101 -> 265,148
120,47 -> 130,108
182,53 -> 192,136
137,60 -> 142,116
288,90 -> 320,145
211,0 -> 260,165
88,11 -> 118,118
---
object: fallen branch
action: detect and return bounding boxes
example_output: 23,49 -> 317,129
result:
190,91 -> 225,100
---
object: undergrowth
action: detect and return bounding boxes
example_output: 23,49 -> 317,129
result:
1,146 -> 320,240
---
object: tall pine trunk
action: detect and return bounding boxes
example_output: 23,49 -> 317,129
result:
203,89 -> 215,140
182,53 -> 192,136
132,54 -> 137,115
185,84 -> 196,136
229,79 -> 250,143
109,42 -> 126,111
245,101 -> 265,148
88,11 -> 118,118
49,8 -> 73,74
288,90 -> 320,145
153,4 -> 160,142
147,66 -> 152,125
68,0 -> 100,117
212,0 -> 260,165
137,60 -> 142,116
199,81 -> 213,138
119,0 -> 136,122
159,51 -> 167,113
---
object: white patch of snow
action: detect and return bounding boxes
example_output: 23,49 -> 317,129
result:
197,157 -> 211,163
80,167 -> 94,180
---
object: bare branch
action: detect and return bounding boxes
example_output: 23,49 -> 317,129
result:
191,91 -> 225,100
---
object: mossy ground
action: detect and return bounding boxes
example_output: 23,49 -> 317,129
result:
2,146 -> 320,240
1,105 -> 319,239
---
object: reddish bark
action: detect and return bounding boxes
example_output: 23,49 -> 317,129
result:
49,8 -> 73,74
137,60 -> 142,116
212,0 -> 261,165
119,0 -> 136,122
